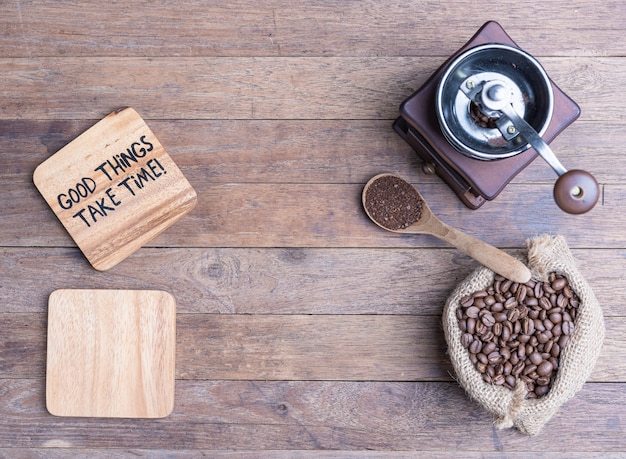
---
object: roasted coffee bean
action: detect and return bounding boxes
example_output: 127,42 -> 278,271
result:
549,312 -> 562,324
481,313 -> 496,327
484,295 -> 496,307
516,285 -> 527,303
474,297 -> 486,309
505,374 -> 516,388
552,277 -> 567,291
466,317 -> 476,334
494,312 -> 508,323
537,360 -> 554,377
522,317 -> 535,335
482,342 -> 496,355
461,295 -> 474,307
562,320 -> 574,335
529,352 -> 543,366
469,339 -> 482,355
539,297 -> 552,310
526,297 -> 539,307
457,272 -> 579,399
504,297 -> 518,309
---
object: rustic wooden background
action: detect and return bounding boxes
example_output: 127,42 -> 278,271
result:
1,1 -> 625,457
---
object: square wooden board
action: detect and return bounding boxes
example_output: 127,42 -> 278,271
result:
46,289 -> 177,418
33,107 -> 197,271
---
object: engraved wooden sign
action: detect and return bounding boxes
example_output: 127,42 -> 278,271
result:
34,107 -> 197,270
46,289 -> 176,418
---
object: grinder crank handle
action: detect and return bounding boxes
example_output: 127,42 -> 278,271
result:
497,102 -> 600,214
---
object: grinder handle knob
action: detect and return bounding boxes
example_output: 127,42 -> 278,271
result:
553,169 -> 599,214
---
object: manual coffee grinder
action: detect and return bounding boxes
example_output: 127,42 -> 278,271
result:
394,21 -> 599,214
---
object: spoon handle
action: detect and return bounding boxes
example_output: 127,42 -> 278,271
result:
428,218 -> 531,283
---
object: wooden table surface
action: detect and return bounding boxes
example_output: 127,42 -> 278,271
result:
1,1 -> 625,457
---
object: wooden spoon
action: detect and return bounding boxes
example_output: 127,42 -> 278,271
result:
362,174 -> 531,283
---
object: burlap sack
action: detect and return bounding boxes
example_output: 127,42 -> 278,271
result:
442,234 -> 604,435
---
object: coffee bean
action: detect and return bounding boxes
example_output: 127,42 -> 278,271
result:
552,277 -> 567,291
469,340 -> 482,355
481,313 -> 495,327
549,312 -> 562,324
505,374 -> 516,388
482,341 -> 496,355
512,362 -> 524,376
494,312 -> 508,323
522,317 -> 535,335
535,385 -> 550,397
466,317 -> 476,334
537,360 -> 554,377
516,285 -> 527,303
529,352 -> 542,366
562,320 -> 574,335
456,272 -> 579,399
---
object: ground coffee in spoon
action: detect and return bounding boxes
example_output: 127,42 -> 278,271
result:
363,175 -> 424,230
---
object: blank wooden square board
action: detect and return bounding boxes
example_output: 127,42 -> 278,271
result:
33,107 -> 197,271
46,289 -> 176,418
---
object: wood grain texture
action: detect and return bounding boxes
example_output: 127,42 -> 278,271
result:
0,1 -> 623,58
3,312 -> 624,382
0,57 -> 624,121
2,119 -> 624,184
1,379 -> 625,451
1,0 -> 625,454
1,180 -> 625,249
1,247 -> 624,316
46,290 -> 176,418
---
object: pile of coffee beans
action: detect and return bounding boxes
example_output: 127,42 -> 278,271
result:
456,272 -> 579,398
363,175 -> 424,230
470,101 -> 499,129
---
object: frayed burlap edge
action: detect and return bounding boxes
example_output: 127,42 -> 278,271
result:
442,234 -> 604,436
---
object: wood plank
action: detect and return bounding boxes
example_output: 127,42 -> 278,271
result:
1,1 -> 623,58
1,119 -> 623,184
2,313 -> 623,381
0,450 -> 616,459
1,247 -> 624,317
0,57 -> 623,121
1,180 -> 624,248
0,379 -> 624,451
